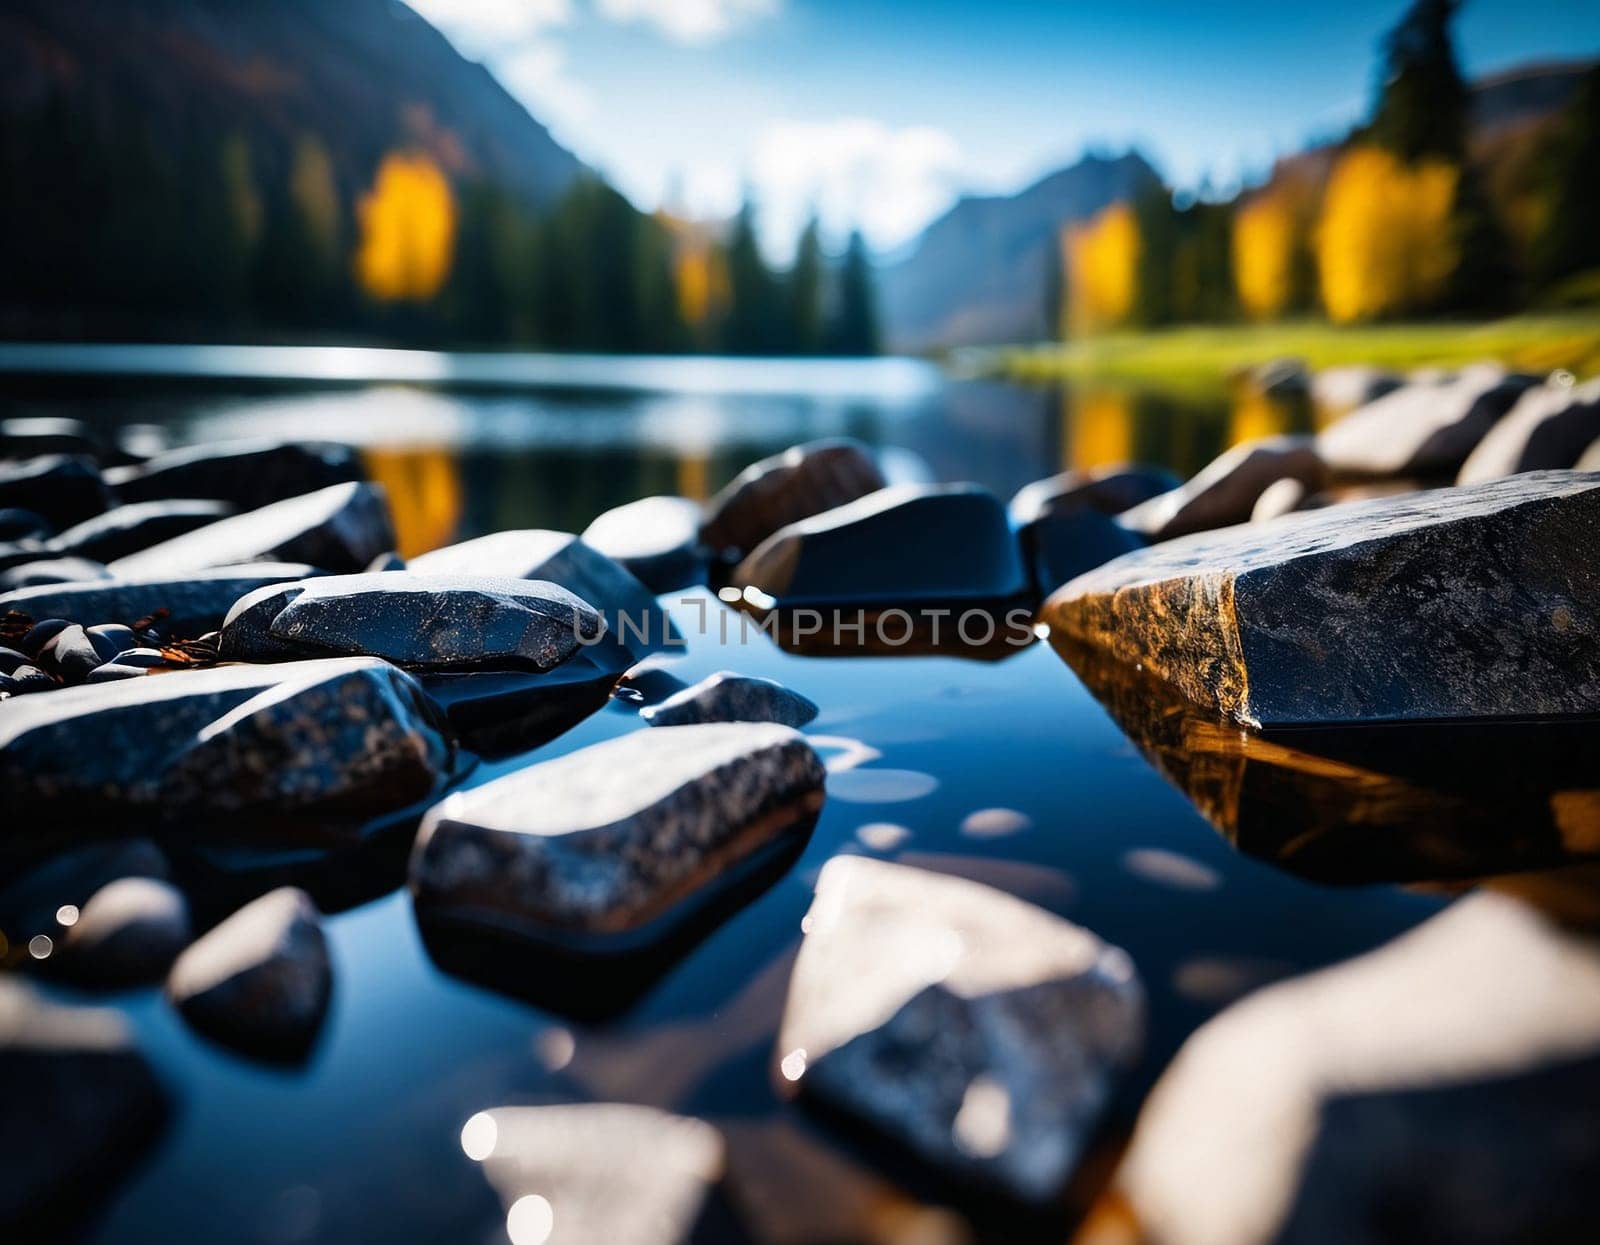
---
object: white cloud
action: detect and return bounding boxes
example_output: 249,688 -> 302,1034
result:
594,0 -> 779,45
496,38 -> 595,135
750,118 -> 964,259
406,0 -> 573,52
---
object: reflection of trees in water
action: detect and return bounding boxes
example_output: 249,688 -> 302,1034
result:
361,445 -> 462,557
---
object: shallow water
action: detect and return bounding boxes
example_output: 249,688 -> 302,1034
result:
3,350 -> 1436,1242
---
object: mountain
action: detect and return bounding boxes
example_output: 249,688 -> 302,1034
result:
876,151 -> 1160,353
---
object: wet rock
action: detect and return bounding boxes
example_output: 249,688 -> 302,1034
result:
105,438 -> 363,510
1457,377 -> 1600,483
166,887 -> 331,1060
1044,471 -> 1600,728
0,455 -> 110,529
0,645 -> 26,673
0,839 -> 170,950
110,482 -> 394,576
1009,465 -> 1180,527
0,507 -> 53,541
84,663 -> 147,684
219,572 -> 602,671
734,484 -> 1028,609
1249,476 -> 1311,522
49,624 -> 106,683
61,877 -> 192,985
419,654 -> 617,756
1117,894 -> 1600,1245
0,416 -> 101,462
7,664 -> 54,694
1309,366 -> 1403,420
469,1104 -> 733,1245
0,562 -> 318,639
643,671 -> 818,728
1015,507 -> 1145,600
103,646 -> 166,668
1317,365 -> 1538,481
19,616 -> 71,653
411,722 -> 824,951
0,538 -> 51,573
1117,437 -> 1328,542
582,495 -> 707,592
0,980 -> 167,1232
0,556 -> 111,591
778,856 -> 1143,1204
410,530 -> 677,665
86,623 -> 139,658
613,655 -> 692,707
1,657 -> 456,824
365,550 -> 406,573
48,499 -> 233,563
701,438 -> 888,562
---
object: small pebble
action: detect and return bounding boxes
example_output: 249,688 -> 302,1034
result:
9,664 -> 55,693
106,647 -> 167,669
86,624 -> 138,662
20,617 -> 70,655
50,625 -> 103,683
63,877 -> 192,985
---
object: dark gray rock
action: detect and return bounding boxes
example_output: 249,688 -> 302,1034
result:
104,646 -> 166,669
62,877 -> 192,985
166,886 -> 331,1060
642,671 -> 818,728
582,495 -> 707,592
0,507 -> 53,541
1310,366 -> 1403,420
1458,377 -> 1600,484
7,664 -> 54,694
0,455 -> 110,529
105,439 -> 363,510
1044,471 -> 1600,728
110,482 -> 393,577
48,499 -> 234,562
0,839 -> 170,950
1317,365 -> 1538,481
1117,437 -> 1329,541
778,856 -> 1144,1204
1009,472 -> 1159,599
49,624 -> 104,683
734,483 -> 1028,609
701,438 -> 888,562
411,722 -> 825,950
469,1104 -> 730,1245
1009,465 -> 1180,528
19,617 -> 70,654
0,563 -> 318,639
218,572 -> 602,671
0,538 -> 52,573
0,557 -> 111,591
0,657 -> 456,823
0,416 -> 101,462
85,624 -> 138,659
419,654 -> 617,756
0,645 -> 26,674
0,980 -> 167,1232
84,663 -> 148,684
365,550 -> 406,573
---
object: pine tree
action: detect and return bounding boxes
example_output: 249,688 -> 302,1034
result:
1532,65 -> 1600,290
825,230 -> 880,356
1368,0 -> 1467,162
786,215 -> 825,353
723,199 -> 781,354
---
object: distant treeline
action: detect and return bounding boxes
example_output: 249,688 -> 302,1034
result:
1059,0 -> 1600,335
0,102 -> 879,355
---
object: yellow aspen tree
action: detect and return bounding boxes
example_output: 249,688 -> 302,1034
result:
355,152 -> 457,302
1064,202 -> 1141,336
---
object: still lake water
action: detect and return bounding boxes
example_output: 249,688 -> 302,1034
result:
2,348 -> 1435,1243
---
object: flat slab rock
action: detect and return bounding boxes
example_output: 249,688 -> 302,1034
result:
104,438 -> 363,510
0,454 -> 110,530
469,1104 -> 729,1245
1117,437 -> 1328,542
219,572 -> 602,672
701,438 -> 888,562
411,722 -> 824,950
642,671 -> 818,728
582,495 -> 708,592
166,886 -> 331,1060
48,499 -> 234,563
778,856 -> 1144,1204
1045,471 -> 1600,728
1458,377 -> 1600,484
110,482 -> 393,577
0,657 -> 455,823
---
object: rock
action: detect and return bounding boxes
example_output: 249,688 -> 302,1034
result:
7,664 -> 54,694
0,657 -> 456,824
1116,894 -> 1600,1245
1249,476 -> 1310,522
218,572 -> 602,672
1009,465 -> 1181,527
613,655 -> 692,707
0,455 -> 110,529
47,499 -> 233,563
1309,366 -> 1403,420
733,484 -> 1029,609
0,416 -> 101,462
0,645 -> 26,673
1251,357 -> 1308,399
419,654 -> 617,756
0,507 -> 53,541
18,617 -> 71,654
104,646 -> 166,669
85,623 -> 139,659
61,877 -> 192,985
701,438 -> 888,562
1044,471 -> 1600,729
166,887 -> 331,1060
467,1104 -> 732,1245
642,671 -> 818,729
410,530 -> 678,665
582,495 -> 707,592
104,438 -> 363,510
1117,437 -> 1328,541
0,980 -> 167,1232
877,444 -> 938,486
1457,377 -> 1600,484
1317,365 -> 1538,481
0,562 -> 319,640
0,538 -> 51,573
1578,437 -> 1600,472
48,624 -> 105,683
110,482 -> 394,576
365,550 -> 406,573
1014,506 -> 1146,600
411,722 -> 824,951
777,856 -> 1144,1204
0,557 -> 111,591
0,839 -> 170,950
84,664 -> 148,684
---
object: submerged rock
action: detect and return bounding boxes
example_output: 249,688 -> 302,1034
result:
778,856 -> 1144,1204
0,455 -> 110,529
582,495 -> 707,592
110,482 -> 393,577
48,499 -> 233,563
701,438 -> 888,562
0,839 -> 170,952
420,654 -> 617,756
0,980 -> 167,1232
411,722 -> 824,950
166,887 -> 331,1060
61,877 -> 192,986
1044,472 -> 1600,728
468,1104 -> 732,1245
642,671 -> 818,728
218,572 -> 602,671
1317,365 -> 1537,481
1117,437 -> 1328,542
1457,377 -> 1600,484
105,439 -> 363,510
733,484 -> 1028,609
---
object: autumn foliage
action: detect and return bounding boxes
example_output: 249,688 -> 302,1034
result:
1063,203 -> 1140,335
355,152 -> 458,302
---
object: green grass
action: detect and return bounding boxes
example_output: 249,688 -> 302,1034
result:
986,312 -> 1600,391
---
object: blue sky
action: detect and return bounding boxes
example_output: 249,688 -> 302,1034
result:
407,0 -> 1600,259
